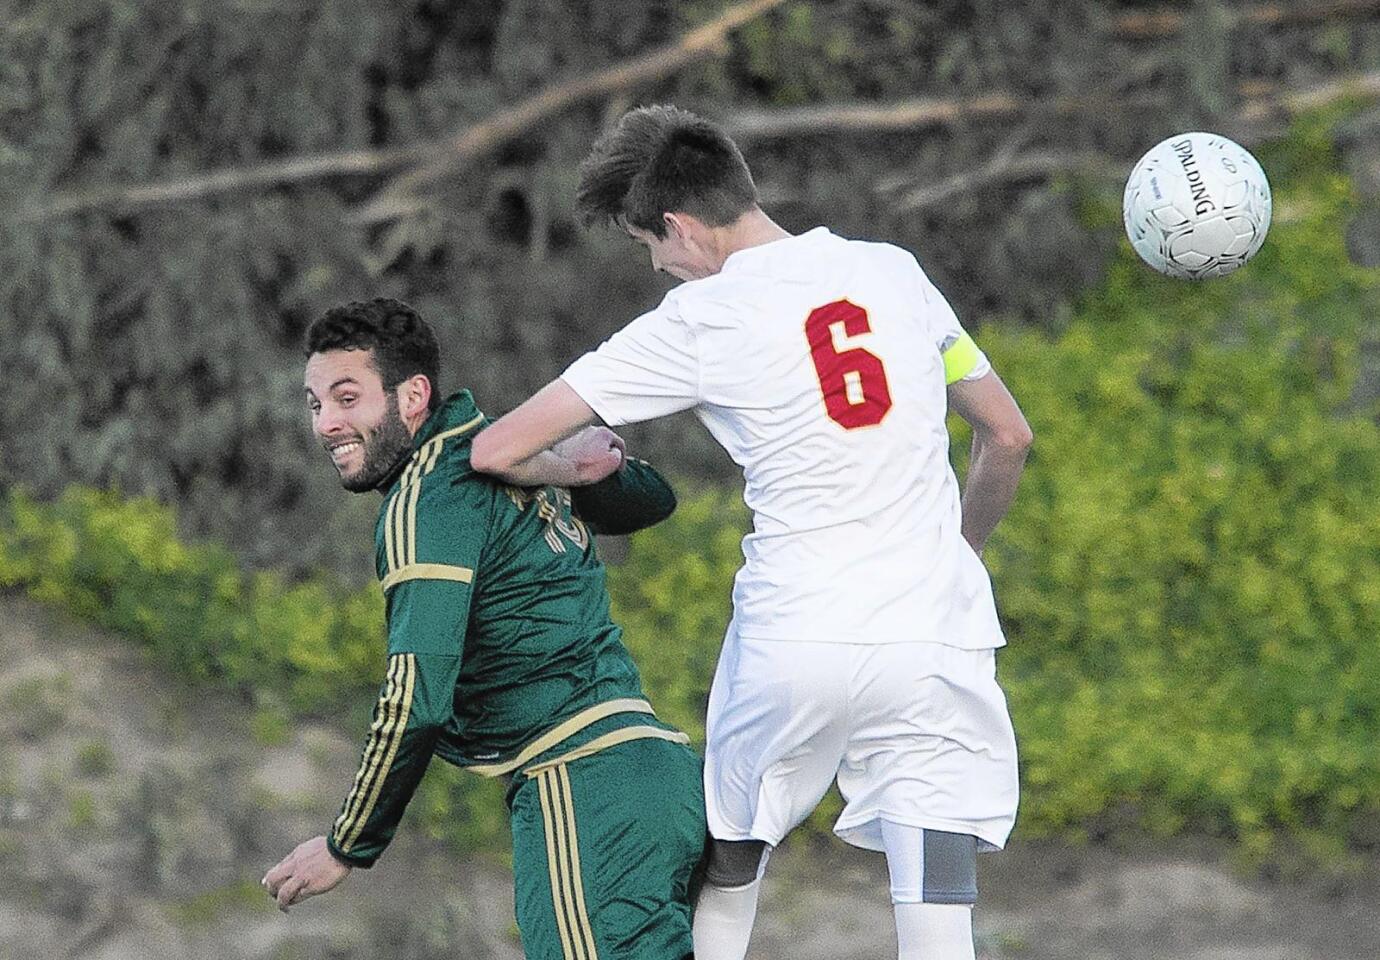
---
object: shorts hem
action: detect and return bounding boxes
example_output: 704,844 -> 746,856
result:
833,812 -> 1010,853
730,633 -> 1006,650
706,828 -> 787,846
704,817 -> 787,847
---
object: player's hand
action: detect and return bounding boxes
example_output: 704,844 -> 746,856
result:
262,835 -> 351,913
554,426 -> 626,484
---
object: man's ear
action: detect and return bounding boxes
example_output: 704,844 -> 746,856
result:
664,211 -> 694,241
397,374 -> 433,422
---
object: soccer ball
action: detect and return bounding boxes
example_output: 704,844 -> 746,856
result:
1122,132 -> 1272,280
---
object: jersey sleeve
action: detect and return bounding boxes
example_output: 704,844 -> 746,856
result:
560,299 -> 701,426
327,478 -> 491,868
916,267 -> 991,385
570,457 -> 677,535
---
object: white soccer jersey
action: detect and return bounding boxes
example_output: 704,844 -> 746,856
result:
562,227 -> 1004,649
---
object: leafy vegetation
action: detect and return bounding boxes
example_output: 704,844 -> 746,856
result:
3,110 -> 1379,863
970,108 -> 1380,860
6,1 -> 1377,576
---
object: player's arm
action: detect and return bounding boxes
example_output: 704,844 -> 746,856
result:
570,457 -> 678,535
473,303 -> 701,488
947,369 -> 1033,555
470,380 -> 612,487
264,484 -> 487,909
322,644 -> 457,869
917,265 -> 1032,555
263,639 -> 461,909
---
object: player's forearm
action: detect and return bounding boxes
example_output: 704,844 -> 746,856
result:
327,653 -> 449,867
960,428 -> 1031,554
328,720 -> 441,868
325,728 -> 433,871
471,379 -> 602,483
479,448 -> 591,487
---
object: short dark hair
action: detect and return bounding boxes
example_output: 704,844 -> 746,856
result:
576,104 -> 758,238
304,298 -> 442,411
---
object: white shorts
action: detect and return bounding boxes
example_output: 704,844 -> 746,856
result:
703,630 -> 1019,852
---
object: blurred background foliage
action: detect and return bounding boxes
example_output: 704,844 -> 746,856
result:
3,0 -> 1380,866
3,104 -> 1379,862
3,0 -> 1380,574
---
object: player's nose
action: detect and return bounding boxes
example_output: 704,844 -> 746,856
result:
314,408 -> 348,439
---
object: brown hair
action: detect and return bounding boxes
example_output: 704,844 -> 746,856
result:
576,104 -> 758,238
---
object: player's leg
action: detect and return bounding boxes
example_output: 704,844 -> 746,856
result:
511,774 -> 582,960
833,642 -> 1019,960
882,821 -> 977,960
513,736 -> 706,960
691,838 -> 770,960
833,642 -> 1018,851
696,631 -> 851,960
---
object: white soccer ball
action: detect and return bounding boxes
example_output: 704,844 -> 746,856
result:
1122,132 -> 1272,280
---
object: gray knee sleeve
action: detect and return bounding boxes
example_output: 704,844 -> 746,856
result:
883,822 -> 978,905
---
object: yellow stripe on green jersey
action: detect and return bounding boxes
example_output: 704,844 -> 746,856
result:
341,653 -> 416,851
537,768 -> 583,959
466,698 -> 656,778
380,412 -> 486,581
537,766 -> 600,959
380,562 -> 474,593
334,653 -> 417,853
332,655 -> 405,842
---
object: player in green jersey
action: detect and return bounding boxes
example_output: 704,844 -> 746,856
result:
263,298 -> 706,960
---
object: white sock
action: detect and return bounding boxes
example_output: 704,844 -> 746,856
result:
894,902 -> 976,960
692,878 -> 762,960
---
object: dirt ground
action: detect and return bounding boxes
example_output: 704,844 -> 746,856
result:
2,598 -> 1376,960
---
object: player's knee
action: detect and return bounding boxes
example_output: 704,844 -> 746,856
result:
883,824 -> 977,905
703,838 -> 770,889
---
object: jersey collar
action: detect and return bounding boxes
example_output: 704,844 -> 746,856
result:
373,390 -> 486,492
720,226 -> 833,274
411,389 -> 484,448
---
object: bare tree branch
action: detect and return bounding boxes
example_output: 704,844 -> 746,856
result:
875,119 -> 1036,194
725,73 -> 1380,143
27,0 -> 790,223
1109,0 -> 1380,40
726,91 -> 1172,140
28,146 -> 425,222
875,73 -> 1380,216
1242,71 -> 1380,117
882,151 -> 1122,213
354,0 -> 790,224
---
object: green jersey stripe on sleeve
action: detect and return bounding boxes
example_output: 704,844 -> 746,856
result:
380,562 -> 474,593
334,653 -> 417,852
332,654 -> 404,838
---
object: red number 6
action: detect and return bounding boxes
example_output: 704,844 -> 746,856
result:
804,300 -> 893,430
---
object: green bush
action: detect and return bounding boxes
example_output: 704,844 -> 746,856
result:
606,486 -> 746,749
965,108 -> 1380,858
4,112 -> 1380,862
0,487 -> 380,713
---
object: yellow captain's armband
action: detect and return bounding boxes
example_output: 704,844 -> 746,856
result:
941,332 -> 982,385
379,563 -> 474,593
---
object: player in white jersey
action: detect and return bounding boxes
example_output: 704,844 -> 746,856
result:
472,105 -> 1033,960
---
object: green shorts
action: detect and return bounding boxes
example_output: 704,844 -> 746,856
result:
510,734 -> 706,960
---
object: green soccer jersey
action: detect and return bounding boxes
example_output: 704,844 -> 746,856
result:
327,390 -> 680,868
